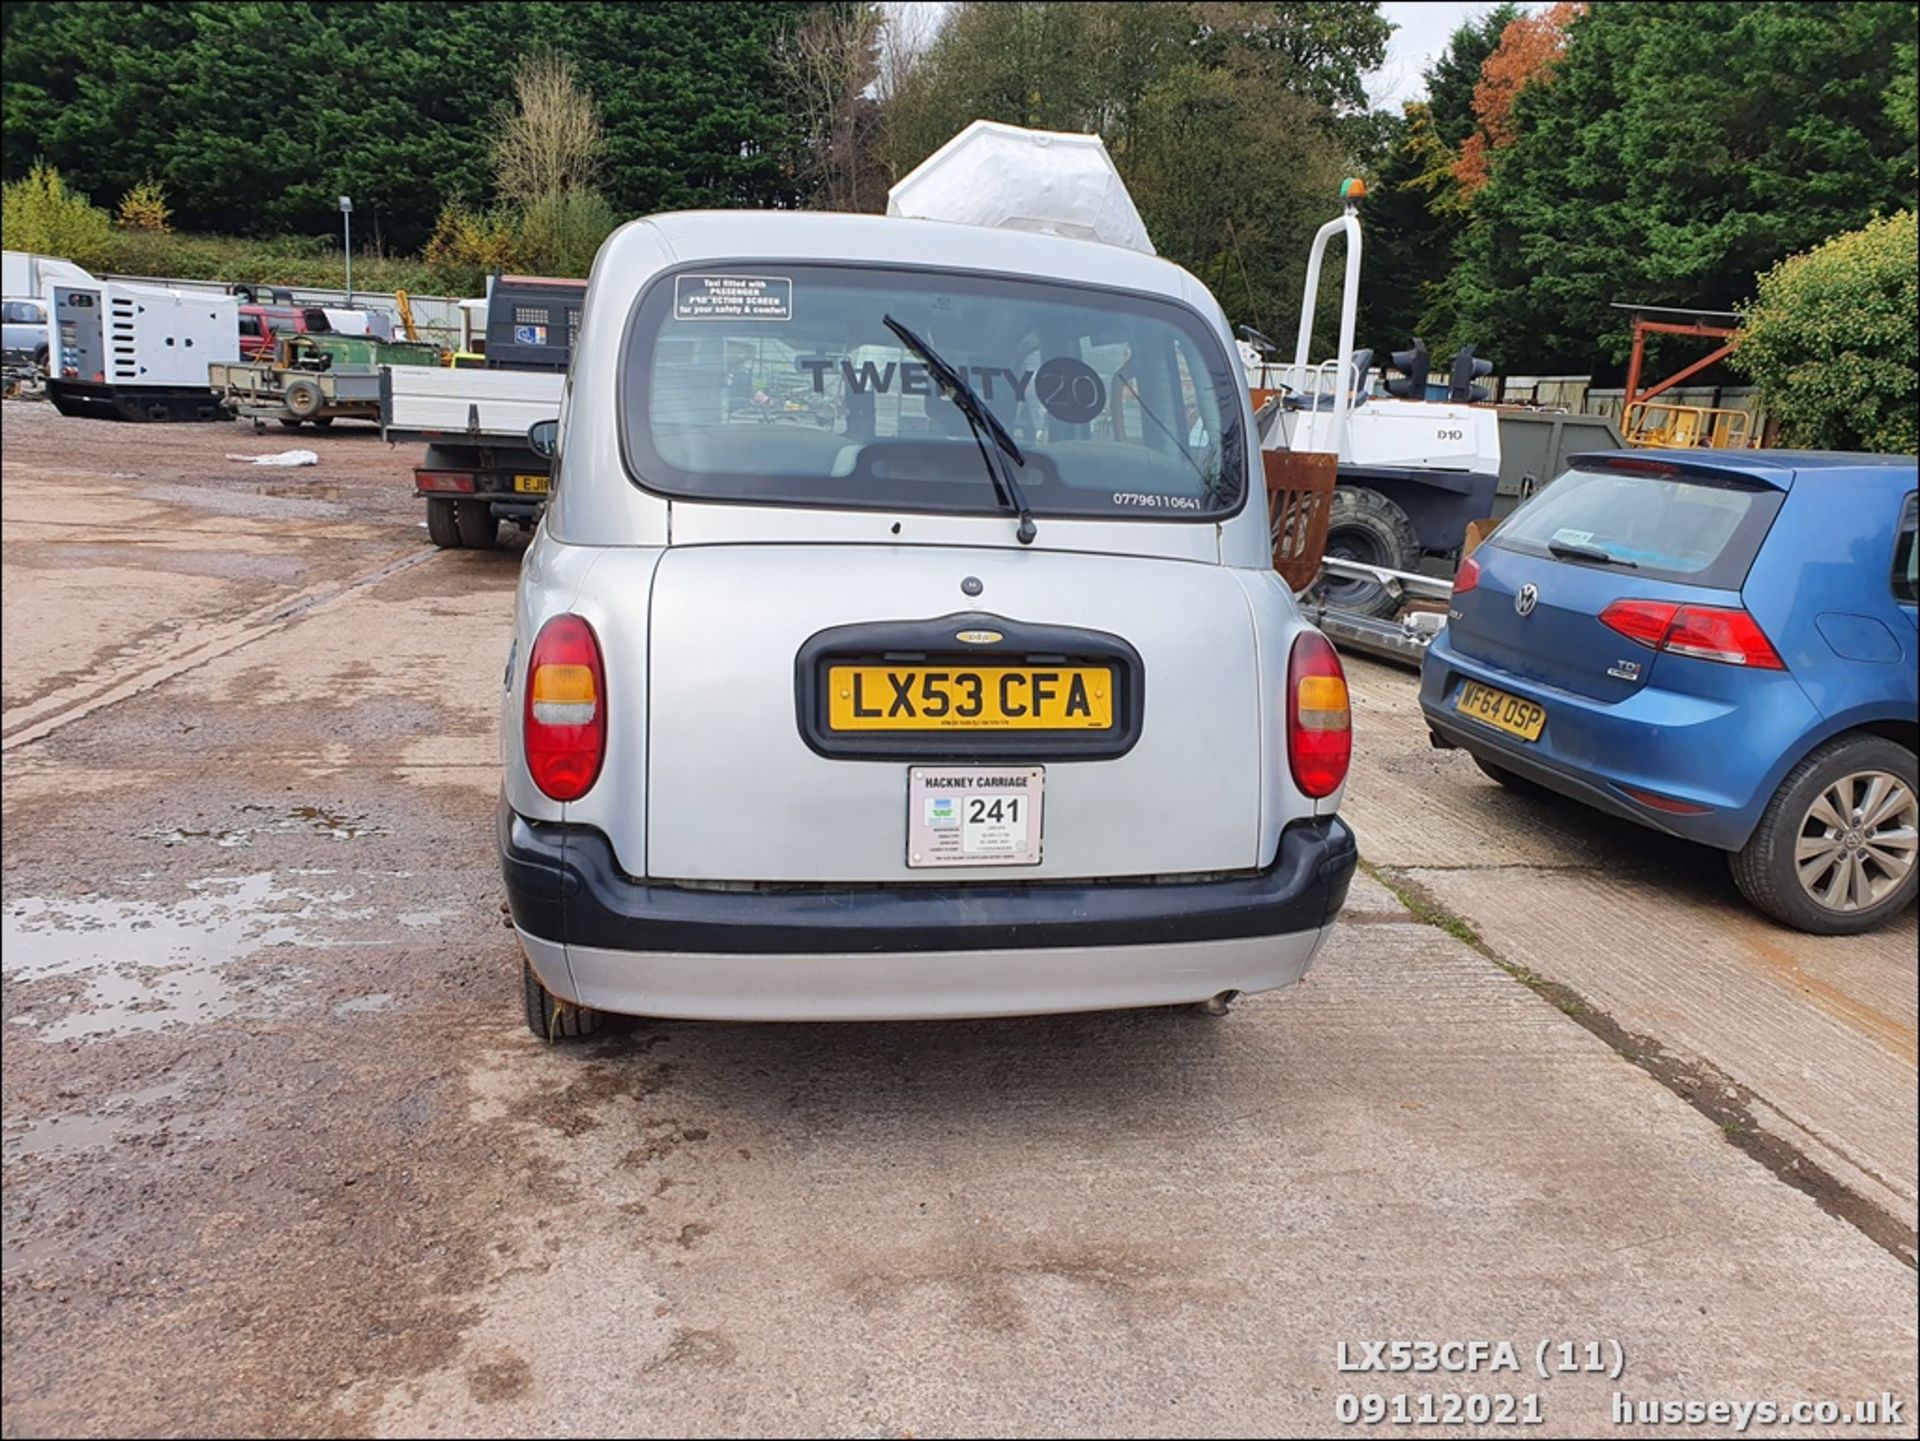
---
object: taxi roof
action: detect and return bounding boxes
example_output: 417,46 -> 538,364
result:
597,210 -> 1217,314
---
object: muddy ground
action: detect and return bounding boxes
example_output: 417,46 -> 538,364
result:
2,399 -> 1914,1437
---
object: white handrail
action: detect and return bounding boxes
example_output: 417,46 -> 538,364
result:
1290,206 -> 1363,460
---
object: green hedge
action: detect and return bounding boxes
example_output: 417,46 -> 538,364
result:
1735,210 -> 1919,454
4,163 -> 442,292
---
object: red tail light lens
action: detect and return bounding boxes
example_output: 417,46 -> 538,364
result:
1600,599 -> 1782,669
524,614 -> 606,801
1454,555 -> 1482,594
1287,630 -> 1351,799
1662,606 -> 1783,668
416,471 -> 477,493
1598,599 -> 1680,650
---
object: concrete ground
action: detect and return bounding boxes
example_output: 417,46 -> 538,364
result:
2,400 -> 1914,1437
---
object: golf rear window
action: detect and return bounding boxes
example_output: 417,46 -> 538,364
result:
1493,465 -> 1785,588
617,262 -> 1245,522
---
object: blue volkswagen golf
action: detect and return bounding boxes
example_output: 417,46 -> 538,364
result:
1421,450 -> 1918,935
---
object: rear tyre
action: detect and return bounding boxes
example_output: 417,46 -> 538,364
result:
426,496 -> 463,549
523,959 -> 602,1040
455,499 -> 501,549
1319,486 -> 1421,619
1473,752 -> 1550,798
1730,736 -> 1918,935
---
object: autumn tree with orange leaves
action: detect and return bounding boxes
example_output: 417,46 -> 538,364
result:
1366,0 -> 1915,377
1453,2 -> 1580,194
1447,1 -> 1916,372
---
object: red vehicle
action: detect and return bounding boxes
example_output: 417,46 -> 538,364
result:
236,304 -> 309,361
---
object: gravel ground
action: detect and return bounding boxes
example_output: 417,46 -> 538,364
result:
3,398 -> 1913,1438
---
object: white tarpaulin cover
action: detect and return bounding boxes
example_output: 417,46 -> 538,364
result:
886,120 -> 1156,255
226,449 -> 319,466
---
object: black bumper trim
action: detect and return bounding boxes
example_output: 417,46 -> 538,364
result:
501,802 -> 1356,956
1422,706 -> 1689,841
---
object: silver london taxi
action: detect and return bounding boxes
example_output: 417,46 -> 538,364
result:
501,210 -> 1356,1033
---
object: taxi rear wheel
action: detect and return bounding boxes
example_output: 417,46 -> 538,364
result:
523,959 -> 603,1040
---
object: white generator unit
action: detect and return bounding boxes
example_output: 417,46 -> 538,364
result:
47,279 -> 238,422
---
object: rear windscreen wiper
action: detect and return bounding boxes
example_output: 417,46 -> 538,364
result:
882,314 -> 1037,545
1548,538 -> 1638,568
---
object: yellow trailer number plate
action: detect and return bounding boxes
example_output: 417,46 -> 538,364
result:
513,473 -> 550,494
1455,680 -> 1546,741
826,665 -> 1113,731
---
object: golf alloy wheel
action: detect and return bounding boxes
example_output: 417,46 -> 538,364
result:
1794,769 -> 1918,914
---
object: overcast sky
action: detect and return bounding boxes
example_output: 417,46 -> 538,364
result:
884,2 -> 1527,113
1367,1 -> 1520,109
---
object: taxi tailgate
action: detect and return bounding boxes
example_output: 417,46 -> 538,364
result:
638,544 -> 1264,883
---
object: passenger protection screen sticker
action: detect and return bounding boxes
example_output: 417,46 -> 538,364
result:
672,274 -> 793,322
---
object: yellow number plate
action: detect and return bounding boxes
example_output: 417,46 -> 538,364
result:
1455,680 -> 1546,741
513,473 -> 550,494
826,665 -> 1113,731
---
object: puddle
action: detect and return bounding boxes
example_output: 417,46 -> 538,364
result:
332,992 -> 394,1017
1,1080 -> 188,1159
1,873 -> 354,1042
143,826 -> 253,848
139,804 -> 386,849
282,805 -> 385,840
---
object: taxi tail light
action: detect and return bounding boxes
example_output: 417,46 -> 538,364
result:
1600,600 -> 1782,669
1288,631 -> 1351,799
525,614 -> 605,801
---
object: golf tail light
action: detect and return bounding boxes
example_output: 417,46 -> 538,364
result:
525,614 -> 605,801
1662,605 -> 1783,669
1600,599 -> 1782,669
1599,599 -> 1678,650
1453,555 -> 1481,594
1288,631 -> 1351,799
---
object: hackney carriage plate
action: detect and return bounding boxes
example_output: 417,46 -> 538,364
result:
906,766 -> 1044,868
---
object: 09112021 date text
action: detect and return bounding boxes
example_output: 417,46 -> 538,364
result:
1336,1392 -> 1545,1426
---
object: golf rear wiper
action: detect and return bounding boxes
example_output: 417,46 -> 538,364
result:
1548,538 -> 1638,568
882,314 -> 1037,545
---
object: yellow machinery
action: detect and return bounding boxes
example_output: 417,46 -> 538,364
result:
1622,400 -> 1756,450
393,288 -> 421,342
1612,302 -> 1764,449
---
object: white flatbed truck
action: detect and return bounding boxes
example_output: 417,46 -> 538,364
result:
381,363 -> 564,549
